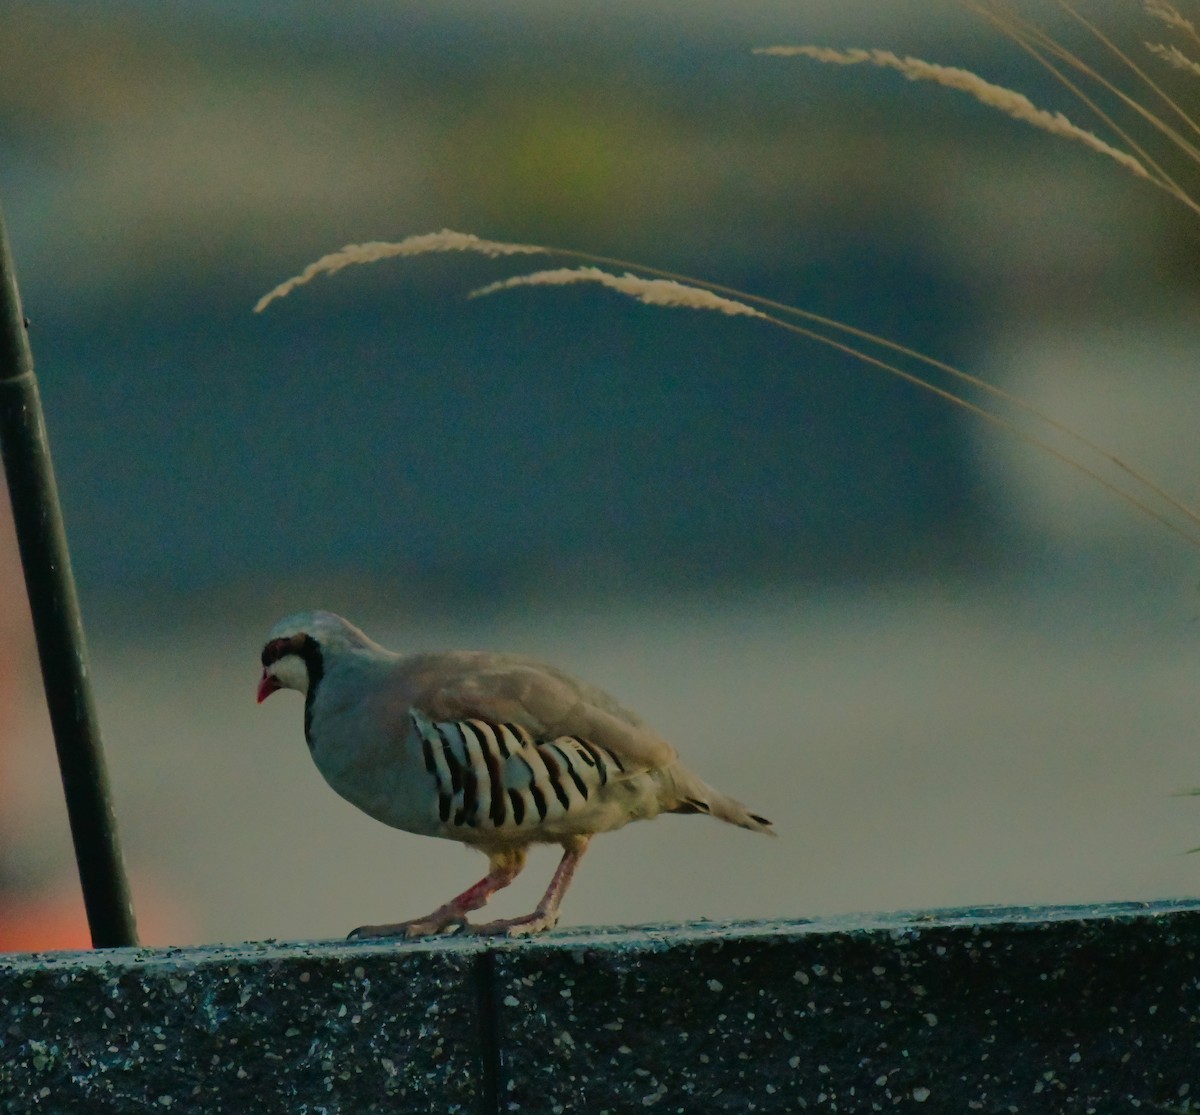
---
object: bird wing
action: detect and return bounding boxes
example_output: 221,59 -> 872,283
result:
406,652 -> 679,774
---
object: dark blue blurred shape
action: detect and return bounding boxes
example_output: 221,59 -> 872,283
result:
28,231 -> 986,609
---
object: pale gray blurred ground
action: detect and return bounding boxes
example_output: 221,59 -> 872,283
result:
11,562 -> 1200,945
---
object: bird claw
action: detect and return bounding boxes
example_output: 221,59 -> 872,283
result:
347,910 -> 467,940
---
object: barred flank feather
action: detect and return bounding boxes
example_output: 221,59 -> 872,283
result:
409,710 -> 627,834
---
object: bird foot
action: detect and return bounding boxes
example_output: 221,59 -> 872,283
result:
348,909 -> 467,940
468,909 -> 560,938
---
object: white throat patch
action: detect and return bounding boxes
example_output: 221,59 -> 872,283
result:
269,653 -> 310,695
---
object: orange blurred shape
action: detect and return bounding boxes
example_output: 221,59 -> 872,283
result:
0,886 -> 92,952
0,878 -> 192,954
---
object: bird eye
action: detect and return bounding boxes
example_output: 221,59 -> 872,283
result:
261,633 -> 313,667
261,637 -> 288,667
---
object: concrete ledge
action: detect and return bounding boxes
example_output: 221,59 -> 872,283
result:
2,900 -> 1199,1113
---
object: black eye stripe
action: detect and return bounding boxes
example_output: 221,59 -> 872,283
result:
261,633 -> 315,667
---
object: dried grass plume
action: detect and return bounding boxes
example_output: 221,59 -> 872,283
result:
755,45 -> 1152,182
1144,0 -> 1199,42
255,230 -> 547,312
1145,41 -> 1200,77
471,267 -> 770,320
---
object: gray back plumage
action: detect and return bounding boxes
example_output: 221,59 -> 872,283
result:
393,651 -> 679,773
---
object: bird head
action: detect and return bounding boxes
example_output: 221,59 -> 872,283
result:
257,610 -> 374,703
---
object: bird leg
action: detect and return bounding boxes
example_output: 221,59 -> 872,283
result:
348,847 -> 528,939
470,835 -> 592,938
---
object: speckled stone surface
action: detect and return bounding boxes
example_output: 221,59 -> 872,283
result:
0,936 -> 483,1114
2,901 -> 1199,1114
490,901 -> 1200,1113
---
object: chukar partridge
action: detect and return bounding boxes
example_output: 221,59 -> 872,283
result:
258,611 -> 773,938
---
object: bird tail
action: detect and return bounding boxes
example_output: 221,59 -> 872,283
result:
664,765 -> 775,835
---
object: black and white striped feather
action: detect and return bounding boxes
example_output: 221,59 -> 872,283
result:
411,709 -> 634,837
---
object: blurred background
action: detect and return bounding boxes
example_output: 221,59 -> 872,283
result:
0,0 -> 1198,949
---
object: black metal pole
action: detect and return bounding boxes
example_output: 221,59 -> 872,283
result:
0,205 -> 138,948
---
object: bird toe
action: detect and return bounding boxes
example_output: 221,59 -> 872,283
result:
469,912 -> 558,938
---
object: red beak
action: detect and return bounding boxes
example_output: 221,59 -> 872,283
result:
257,669 -> 282,704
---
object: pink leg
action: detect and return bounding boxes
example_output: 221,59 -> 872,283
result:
349,847 -> 527,939
471,835 -> 592,938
